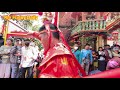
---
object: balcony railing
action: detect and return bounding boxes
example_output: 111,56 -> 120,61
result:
71,19 -> 106,35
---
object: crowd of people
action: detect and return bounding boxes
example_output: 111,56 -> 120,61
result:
0,23 -> 87,78
0,22 -> 120,78
0,38 -> 43,78
0,37 -> 120,78
72,43 -> 120,75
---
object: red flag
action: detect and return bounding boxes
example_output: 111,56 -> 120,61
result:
54,12 -> 58,26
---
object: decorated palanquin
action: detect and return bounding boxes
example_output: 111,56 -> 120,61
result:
38,43 -> 81,78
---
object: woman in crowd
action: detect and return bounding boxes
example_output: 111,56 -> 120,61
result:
98,47 -> 106,71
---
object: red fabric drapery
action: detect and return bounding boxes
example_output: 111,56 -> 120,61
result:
54,12 -> 58,26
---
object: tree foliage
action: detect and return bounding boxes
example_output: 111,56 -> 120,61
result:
32,25 -> 40,31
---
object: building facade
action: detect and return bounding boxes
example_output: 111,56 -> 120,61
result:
59,12 -> 120,50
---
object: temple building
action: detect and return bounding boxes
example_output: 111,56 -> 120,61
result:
59,12 -> 120,50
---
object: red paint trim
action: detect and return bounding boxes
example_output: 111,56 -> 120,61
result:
106,18 -> 120,30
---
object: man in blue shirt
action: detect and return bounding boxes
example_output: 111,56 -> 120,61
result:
72,43 -> 81,64
80,44 -> 93,75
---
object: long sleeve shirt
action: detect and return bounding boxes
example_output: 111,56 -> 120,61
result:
80,49 -> 93,63
10,46 -> 22,64
72,49 -> 81,64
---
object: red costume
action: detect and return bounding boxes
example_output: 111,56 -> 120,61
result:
33,31 -> 86,78
32,19 -> 86,78
38,43 -> 81,78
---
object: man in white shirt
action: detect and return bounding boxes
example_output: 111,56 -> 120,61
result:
20,40 -> 37,78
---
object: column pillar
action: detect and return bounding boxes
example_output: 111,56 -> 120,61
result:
82,12 -> 86,21
96,12 -> 101,19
